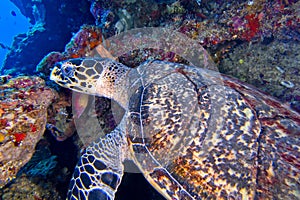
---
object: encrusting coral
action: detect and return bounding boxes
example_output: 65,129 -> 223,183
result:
0,76 -> 56,187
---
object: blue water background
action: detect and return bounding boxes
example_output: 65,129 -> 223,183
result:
0,0 -> 30,69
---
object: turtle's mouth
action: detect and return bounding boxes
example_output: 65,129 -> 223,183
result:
50,66 -> 62,81
50,65 -> 70,87
50,64 -> 80,91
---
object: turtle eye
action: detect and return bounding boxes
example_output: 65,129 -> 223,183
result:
61,63 -> 75,78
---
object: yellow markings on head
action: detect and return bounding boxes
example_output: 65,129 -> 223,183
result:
50,66 -> 60,82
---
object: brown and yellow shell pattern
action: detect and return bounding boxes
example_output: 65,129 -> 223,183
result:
126,60 -> 300,199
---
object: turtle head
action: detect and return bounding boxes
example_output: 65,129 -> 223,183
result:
50,58 -> 102,94
50,58 -> 131,103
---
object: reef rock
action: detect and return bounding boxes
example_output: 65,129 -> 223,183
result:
0,76 -> 56,187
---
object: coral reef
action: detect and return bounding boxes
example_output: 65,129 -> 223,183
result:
178,1 -> 300,47
7,0 -> 298,77
85,0 -> 300,47
0,76 -> 56,187
65,25 -> 103,59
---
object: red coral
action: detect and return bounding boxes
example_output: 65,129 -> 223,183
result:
242,13 -> 260,41
13,133 -> 26,144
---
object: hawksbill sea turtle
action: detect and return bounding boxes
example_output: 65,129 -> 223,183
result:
50,28 -> 300,199
50,58 -> 300,199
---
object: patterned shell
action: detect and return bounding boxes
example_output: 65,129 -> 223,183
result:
125,60 -> 300,199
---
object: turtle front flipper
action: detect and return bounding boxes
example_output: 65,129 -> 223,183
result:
68,127 -> 127,200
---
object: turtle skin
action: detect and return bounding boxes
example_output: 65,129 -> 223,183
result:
125,60 -> 300,199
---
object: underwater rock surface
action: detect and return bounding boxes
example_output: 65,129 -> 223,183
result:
0,76 -> 56,187
219,39 -> 300,113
